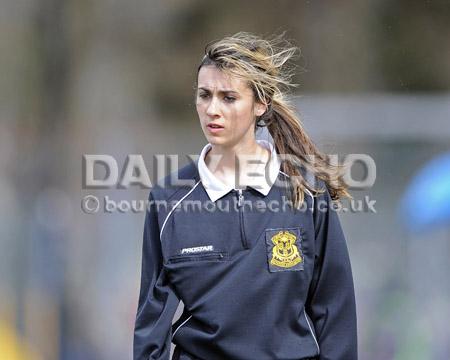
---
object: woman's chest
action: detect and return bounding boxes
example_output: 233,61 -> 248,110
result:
159,193 -> 316,307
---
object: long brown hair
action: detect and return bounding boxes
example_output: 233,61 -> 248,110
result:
197,31 -> 351,208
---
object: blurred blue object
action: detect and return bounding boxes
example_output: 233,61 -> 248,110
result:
400,152 -> 450,232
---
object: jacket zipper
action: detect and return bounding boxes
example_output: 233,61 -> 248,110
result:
236,189 -> 249,249
168,252 -> 225,263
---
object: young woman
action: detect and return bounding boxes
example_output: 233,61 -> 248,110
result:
134,32 -> 357,360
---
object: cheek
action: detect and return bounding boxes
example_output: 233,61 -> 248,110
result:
196,101 -> 205,113
234,103 -> 256,124
226,101 -> 247,116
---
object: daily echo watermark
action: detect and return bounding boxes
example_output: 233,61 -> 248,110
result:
81,153 -> 377,214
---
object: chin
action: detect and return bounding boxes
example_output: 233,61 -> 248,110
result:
206,137 -> 224,145
207,136 -> 232,147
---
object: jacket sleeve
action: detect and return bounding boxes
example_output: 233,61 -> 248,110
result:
305,186 -> 358,360
134,192 -> 180,360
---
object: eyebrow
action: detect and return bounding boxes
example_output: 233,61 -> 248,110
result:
197,87 -> 239,95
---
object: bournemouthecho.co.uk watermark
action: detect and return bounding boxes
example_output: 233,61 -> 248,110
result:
81,153 -> 377,215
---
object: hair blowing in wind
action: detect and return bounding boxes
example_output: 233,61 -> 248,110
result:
197,31 -> 351,208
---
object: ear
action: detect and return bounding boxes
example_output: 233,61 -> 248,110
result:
254,100 -> 267,118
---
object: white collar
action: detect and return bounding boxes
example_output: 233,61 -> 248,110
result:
197,139 -> 281,202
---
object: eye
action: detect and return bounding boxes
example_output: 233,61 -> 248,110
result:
224,96 -> 236,103
198,92 -> 209,99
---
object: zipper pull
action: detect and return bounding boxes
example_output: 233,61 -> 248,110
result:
237,189 -> 244,207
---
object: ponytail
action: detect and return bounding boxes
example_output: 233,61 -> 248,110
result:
259,94 -> 351,208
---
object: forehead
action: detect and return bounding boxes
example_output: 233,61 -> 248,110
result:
197,65 -> 251,94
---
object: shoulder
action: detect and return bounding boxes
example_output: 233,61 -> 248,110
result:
149,160 -> 200,202
296,165 -> 328,197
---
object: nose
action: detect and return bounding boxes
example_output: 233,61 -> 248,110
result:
206,96 -> 220,117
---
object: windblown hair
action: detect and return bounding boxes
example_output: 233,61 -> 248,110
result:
197,31 -> 351,208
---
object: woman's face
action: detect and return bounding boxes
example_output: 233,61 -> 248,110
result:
196,65 -> 266,148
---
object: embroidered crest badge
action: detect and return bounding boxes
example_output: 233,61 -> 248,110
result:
265,227 -> 304,272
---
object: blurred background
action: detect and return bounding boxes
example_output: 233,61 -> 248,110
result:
1,0 -> 449,359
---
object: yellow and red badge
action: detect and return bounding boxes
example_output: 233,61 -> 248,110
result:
265,227 -> 304,272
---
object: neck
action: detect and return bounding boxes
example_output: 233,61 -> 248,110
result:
205,139 -> 271,188
207,141 -> 259,167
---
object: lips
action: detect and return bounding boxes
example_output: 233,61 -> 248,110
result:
206,122 -> 225,134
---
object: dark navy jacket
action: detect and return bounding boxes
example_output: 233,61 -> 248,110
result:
133,145 -> 357,360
